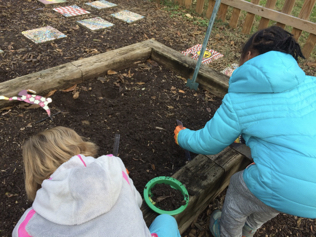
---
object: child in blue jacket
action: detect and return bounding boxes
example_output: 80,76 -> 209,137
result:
174,26 -> 316,237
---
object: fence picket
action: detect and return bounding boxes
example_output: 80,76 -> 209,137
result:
302,34 -> 316,58
291,0 -> 316,41
218,3 -> 229,21
242,0 -> 260,34
276,0 -> 295,29
184,0 -> 192,9
229,8 -> 241,28
196,0 -> 206,14
257,0 -> 277,30
206,0 -> 216,18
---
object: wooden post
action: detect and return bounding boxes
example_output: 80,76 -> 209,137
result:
229,8 -> 241,28
257,0 -> 277,30
184,0 -> 192,9
291,0 -> 316,41
206,0 -> 215,19
275,0 -> 295,29
242,0 -> 260,34
302,34 -> 316,58
218,3 -> 229,22
196,0 -> 205,14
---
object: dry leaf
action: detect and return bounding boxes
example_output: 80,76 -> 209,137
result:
62,84 -> 77,92
136,82 -> 145,85
107,70 -> 117,75
178,90 -> 185,93
45,89 -> 57,97
156,195 -> 171,202
73,91 -> 79,99
185,13 -> 193,19
307,62 -> 316,67
128,69 -> 134,78
151,164 -> 155,170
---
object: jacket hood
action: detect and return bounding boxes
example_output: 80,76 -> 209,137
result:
32,154 -> 124,225
229,51 -> 305,93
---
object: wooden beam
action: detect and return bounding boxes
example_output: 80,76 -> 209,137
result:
141,147 -> 250,234
0,42 -> 152,108
291,0 -> 316,41
302,33 -> 316,58
275,0 -> 295,29
143,39 -> 230,98
242,0 -> 260,34
257,0 -> 277,30
221,0 -> 316,35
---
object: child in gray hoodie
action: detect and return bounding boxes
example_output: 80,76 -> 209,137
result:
13,126 -> 181,237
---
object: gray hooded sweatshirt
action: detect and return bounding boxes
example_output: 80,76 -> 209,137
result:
12,154 -> 152,237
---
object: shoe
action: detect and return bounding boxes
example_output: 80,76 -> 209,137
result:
209,210 -> 221,237
242,223 -> 256,237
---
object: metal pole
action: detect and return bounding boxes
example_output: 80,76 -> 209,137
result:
186,0 -> 221,90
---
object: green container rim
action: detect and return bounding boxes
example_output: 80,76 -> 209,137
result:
143,176 -> 189,215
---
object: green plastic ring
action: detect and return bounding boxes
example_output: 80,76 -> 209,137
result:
143,176 -> 189,215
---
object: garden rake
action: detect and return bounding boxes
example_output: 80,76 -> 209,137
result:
186,0 -> 221,90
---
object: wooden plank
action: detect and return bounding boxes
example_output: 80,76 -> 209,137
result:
143,39 -> 230,98
291,0 -> 316,41
302,33 -> 316,58
71,43 -> 151,80
206,0 -> 215,19
0,42 -> 152,108
242,0 -> 260,34
229,8 -> 241,28
257,0 -> 277,30
184,0 -> 192,9
221,0 -> 316,35
141,147 -> 250,234
218,3 -> 229,22
196,0 -> 205,14
275,0 -> 295,29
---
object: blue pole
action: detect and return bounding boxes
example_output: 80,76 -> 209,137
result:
186,0 -> 221,89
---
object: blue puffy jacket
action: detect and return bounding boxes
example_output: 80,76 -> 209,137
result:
178,51 -> 316,218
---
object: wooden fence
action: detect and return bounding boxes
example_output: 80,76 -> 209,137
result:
163,0 -> 316,58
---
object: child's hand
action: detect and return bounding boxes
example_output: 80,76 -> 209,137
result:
174,125 -> 186,145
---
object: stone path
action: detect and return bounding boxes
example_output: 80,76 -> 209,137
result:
16,0 -> 145,45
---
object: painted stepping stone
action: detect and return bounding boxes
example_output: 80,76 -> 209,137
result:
77,17 -> 114,31
53,5 -> 90,17
0,49 -> 3,54
38,0 -> 67,5
111,10 -> 144,23
181,44 -> 223,64
221,63 -> 239,77
22,26 -> 66,44
85,1 -> 117,9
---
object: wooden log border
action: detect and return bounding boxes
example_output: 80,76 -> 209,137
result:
0,39 -> 250,234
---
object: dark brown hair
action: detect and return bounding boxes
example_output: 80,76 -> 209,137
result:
241,26 -> 305,61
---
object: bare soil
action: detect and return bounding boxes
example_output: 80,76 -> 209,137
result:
0,0 -> 315,236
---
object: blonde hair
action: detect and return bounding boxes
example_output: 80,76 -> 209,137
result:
22,126 -> 98,201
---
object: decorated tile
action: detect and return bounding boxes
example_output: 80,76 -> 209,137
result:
85,1 -> 117,9
0,49 -> 3,54
53,5 -> 90,17
38,0 -> 67,5
221,63 -> 239,77
22,26 -> 66,44
77,17 -> 114,31
111,10 -> 144,23
181,44 -> 223,64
